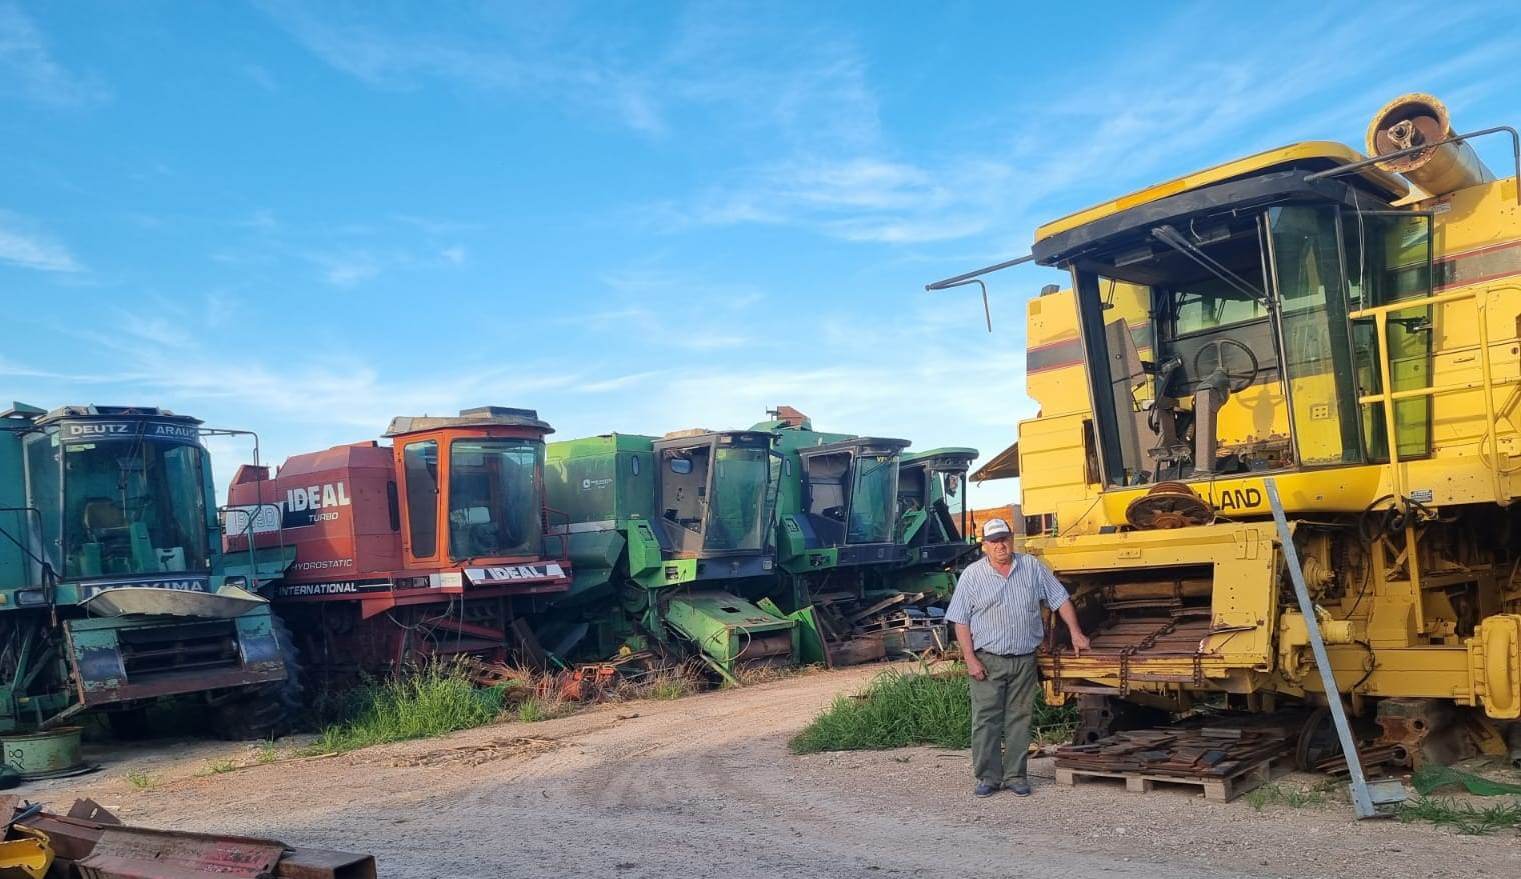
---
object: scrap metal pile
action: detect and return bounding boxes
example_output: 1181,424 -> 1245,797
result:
1054,718 -> 1298,780
0,796 -> 376,879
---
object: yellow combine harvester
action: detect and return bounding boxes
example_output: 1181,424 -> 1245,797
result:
943,94 -> 1521,766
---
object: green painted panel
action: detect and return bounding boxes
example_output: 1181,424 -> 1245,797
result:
545,434 -> 657,523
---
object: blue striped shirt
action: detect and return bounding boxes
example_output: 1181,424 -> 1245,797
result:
945,553 -> 1070,656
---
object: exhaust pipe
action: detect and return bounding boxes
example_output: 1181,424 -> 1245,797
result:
1366,93 -> 1495,196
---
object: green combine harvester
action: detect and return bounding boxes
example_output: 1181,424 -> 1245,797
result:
757,407 -> 979,663
539,409 -> 979,678
0,403 -> 297,739
543,428 -> 795,679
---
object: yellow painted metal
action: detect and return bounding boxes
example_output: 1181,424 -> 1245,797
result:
1034,142 -> 1408,243
1470,615 -> 1521,719
1006,95 -> 1521,722
0,827 -> 53,879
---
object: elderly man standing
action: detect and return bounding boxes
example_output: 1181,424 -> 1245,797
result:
946,517 -> 1090,798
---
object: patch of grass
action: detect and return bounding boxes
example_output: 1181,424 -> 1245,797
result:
255,740 -> 279,765
1245,782 -> 1326,811
1399,796 -> 1521,835
515,695 -> 573,723
202,759 -> 238,775
788,665 -> 1076,754
303,660 -> 510,755
124,769 -> 158,790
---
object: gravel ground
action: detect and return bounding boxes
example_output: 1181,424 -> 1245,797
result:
15,663 -> 1521,879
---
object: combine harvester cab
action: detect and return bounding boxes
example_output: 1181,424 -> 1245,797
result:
758,407 -> 973,663
543,429 -> 795,679
895,447 -> 980,587
226,406 -> 571,676
0,404 -> 294,738
950,94 -> 1521,761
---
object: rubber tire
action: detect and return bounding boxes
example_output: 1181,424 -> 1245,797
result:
210,613 -> 306,741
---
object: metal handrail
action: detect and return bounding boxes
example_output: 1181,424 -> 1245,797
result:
1349,284 -> 1507,504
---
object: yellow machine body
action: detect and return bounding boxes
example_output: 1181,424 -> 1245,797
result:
1005,96 -> 1521,738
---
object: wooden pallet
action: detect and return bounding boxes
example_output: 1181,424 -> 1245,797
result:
1054,756 -> 1284,802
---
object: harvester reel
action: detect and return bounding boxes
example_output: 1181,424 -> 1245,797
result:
1125,482 -> 1214,530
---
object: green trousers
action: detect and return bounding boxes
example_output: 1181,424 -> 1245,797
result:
970,651 -> 1038,786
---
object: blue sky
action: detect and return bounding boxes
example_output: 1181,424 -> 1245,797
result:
3,1 -> 1519,505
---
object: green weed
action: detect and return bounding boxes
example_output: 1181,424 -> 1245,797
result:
1245,782 -> 1326,811
202,759 -> 238,775
1399,796 -> 1521,835
255,740 -> 279,765
303,660 -> 509,755
788,665 -> 1076,754
124,769 -> 158,790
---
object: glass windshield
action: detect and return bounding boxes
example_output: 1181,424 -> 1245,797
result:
60,438 -> 209,579
448,438 -> 541,559
704,445 -> 768,552
1345,211 -> 1434,461
847,453 -> 899,544
1174,277 -> 1268,335
1268,205 -> 1364,467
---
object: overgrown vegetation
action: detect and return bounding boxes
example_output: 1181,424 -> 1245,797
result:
1399,796 -> 1521,835
788,665 -> 1076,754
514,694 -> 572,723
304,660 -> 511,754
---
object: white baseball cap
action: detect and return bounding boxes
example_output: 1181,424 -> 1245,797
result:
981,518 -> 1012,540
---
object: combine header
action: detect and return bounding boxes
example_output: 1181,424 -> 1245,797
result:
226,407 -> 570,676
934,93 -> 1521,767
0,404 -> 296,738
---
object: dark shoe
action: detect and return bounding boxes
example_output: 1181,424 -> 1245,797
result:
1008,779 -> 1032,797
974,782 -> 1000,798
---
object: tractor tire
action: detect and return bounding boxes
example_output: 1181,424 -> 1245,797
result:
210,613 -> 305,741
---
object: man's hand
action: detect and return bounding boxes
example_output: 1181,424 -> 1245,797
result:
1070,630 -> 1092,656
966,657 -> 988,681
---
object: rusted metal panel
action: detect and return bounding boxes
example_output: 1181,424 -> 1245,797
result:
274,849 -> 377,879
14,803 -> 374,879
77,828 -> 284,879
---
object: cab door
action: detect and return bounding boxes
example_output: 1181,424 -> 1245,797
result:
395,432 -> 446,568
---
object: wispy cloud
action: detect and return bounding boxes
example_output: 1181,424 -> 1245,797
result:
0,3 -> 107,106
258,2 -> 881,146
317,252 -> 380,288
257,1 -> 668,134
0,210 -> 81,272
652,5 -> 1521,250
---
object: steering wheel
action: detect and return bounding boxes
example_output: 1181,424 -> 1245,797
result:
1192,338 -> 1259,394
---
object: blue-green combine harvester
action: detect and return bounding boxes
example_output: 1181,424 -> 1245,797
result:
0,403 -> 299,743
539,406 -> 979,679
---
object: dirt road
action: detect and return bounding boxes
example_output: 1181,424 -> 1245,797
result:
26,664 -> 1521,878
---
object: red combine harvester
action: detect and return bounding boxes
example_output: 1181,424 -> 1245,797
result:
225,407 -> 570,677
